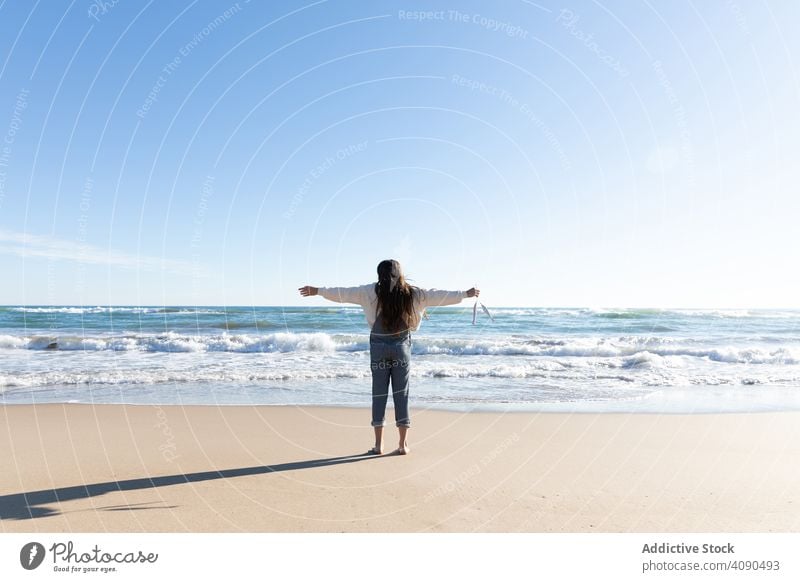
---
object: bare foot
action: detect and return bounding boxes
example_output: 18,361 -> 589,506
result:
366,446 -> 383,455
394,444 -> 410,455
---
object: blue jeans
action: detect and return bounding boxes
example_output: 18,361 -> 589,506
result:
369,332 -> 411,428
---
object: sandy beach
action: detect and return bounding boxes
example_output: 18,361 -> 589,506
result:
1,404 -> 798,532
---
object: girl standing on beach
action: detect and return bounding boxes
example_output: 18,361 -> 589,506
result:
299,259 -> 478,455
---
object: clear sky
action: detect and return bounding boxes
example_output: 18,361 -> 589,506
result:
0,1 -> 797,308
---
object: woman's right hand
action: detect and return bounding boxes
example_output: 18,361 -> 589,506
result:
298,285 -> 318,297
466,287 -> 480,298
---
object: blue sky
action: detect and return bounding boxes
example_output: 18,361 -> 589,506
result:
0,1 -> 797,308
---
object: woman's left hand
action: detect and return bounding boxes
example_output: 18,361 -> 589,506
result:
298,285 -> 318,297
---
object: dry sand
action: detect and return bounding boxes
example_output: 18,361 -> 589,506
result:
1,404 -> 798,532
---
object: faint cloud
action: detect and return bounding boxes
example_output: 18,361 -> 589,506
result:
0,229 -> 207,276
392,234 -> 414,266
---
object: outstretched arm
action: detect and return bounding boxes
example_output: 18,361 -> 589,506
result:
420,286 -> 479,307
299,284 -> 370,305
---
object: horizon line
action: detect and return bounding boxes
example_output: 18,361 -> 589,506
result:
1,303 -> 798,311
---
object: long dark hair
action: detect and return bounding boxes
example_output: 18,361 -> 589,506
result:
374,259 -> 420,333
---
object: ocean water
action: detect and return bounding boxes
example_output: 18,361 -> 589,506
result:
1,305 -> 799,412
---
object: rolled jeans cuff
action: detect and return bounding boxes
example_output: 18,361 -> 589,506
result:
371,420 -> 387,427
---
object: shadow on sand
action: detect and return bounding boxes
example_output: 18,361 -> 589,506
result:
1,453 -> 381,520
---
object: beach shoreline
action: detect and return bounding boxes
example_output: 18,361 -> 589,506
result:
2,403 -> 798,533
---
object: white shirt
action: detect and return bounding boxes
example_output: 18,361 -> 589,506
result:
318,283 -> 468,331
